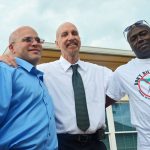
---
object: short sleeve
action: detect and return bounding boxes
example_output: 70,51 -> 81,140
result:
106,70 -> 126,101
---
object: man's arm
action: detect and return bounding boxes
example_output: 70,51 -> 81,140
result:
0,54 -> 17,67
0,64 -> 13,125
105,95 -> 116,108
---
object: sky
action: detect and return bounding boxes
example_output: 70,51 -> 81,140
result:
0,0 -> 150,54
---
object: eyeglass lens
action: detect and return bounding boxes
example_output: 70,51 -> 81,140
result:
22,37 -> 44,43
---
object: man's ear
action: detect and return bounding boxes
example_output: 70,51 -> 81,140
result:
55,40 -> 60,49
9,44 -> 15,54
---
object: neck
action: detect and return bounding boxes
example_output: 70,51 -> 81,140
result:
63,54 -> 79,64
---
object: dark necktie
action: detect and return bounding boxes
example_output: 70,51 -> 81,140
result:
71,64 -> 90,131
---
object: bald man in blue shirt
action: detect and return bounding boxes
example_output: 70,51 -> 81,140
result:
0,26 -> 58,150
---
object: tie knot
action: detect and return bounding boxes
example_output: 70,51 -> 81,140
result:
71,64 -> 78,72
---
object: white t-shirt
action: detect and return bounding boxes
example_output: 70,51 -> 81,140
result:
106,58 -> 150,150
37,56 -> 112,134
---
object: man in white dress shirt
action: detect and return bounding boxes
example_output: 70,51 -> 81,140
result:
38,22 -> 112,150
106,20 -> 150,150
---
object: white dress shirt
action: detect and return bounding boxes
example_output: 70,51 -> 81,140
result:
38,56 -> 112,134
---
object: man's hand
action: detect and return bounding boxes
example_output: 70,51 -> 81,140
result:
0,54 -> 17,67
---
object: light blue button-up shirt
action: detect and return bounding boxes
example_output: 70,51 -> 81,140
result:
0,57 -> 58,150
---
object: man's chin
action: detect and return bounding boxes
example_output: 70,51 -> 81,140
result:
29,56 -> 41,65
136,51 -> 150,59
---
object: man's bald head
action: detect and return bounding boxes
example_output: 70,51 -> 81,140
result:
56,22 -> 78,39
9,26 -> 38,44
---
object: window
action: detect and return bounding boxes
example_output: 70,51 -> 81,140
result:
103,101 -> 137,150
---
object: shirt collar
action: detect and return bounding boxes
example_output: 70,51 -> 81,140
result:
59,56 -> 86,72
15,57 -> 43,80
15,57 -> 34,72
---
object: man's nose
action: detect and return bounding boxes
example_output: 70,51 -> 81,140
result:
68,33 -> 74,40
31,39 -> 39,45
137,35 -> 144,43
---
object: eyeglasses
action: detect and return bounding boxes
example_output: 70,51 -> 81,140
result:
13,36 -> 45,44
123,20 -> 150,40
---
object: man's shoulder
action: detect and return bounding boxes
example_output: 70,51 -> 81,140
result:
0,62 -> 16,72
115,58 -> 135,72
39,60 -> 58,66
82,61 -> 112,72
37,60 -> 58,70
82,61 -> 100,68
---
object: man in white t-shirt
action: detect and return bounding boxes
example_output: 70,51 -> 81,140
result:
106,20 -> 150,150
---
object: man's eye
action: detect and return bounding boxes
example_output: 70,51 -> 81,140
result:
72,31 -> 78,36
140,30 -> 148,36
130,36 -> 136,42
22,37 -> 32,42
61,32 -> 68,37
35,37 -> 41,43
